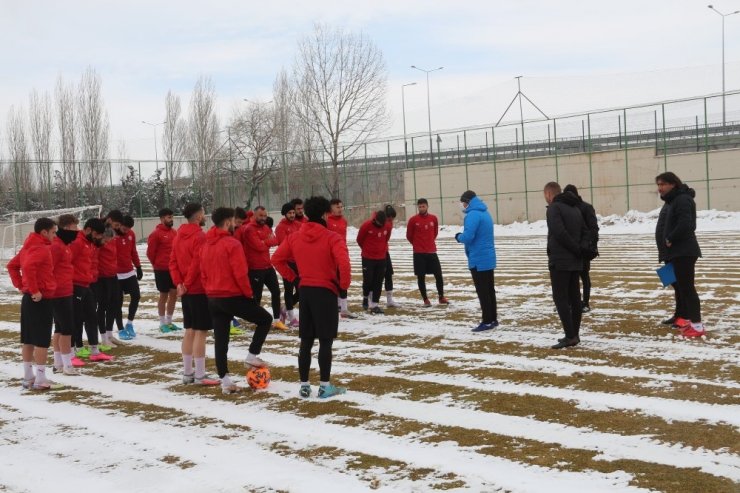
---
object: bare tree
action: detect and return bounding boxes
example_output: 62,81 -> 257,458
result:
56,75 -> 78,202
229,100 -> 280,208
28,89 -> 54,204
116,138 -> 130,181
77,66 -> 110,190
6,105 -> 32,202
163,90 -> 187,180
187,76 -> 221,190
291,23 -> 389,197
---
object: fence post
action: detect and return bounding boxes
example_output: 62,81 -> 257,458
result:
492,126 -> 499,223
587,113 -> 594,205
464,130 -> 469,165
437,136 -> 444,225
387,140 -> 392,204
522,122 -> 529,222
661,103 -> 668,171
137,161 -> 144,239
364,143 -> 370,211
624,109 -> 630,212
554,118 -> 559,183
704,98 -> 711,209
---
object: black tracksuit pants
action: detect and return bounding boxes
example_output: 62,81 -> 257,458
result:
362,258 -> 387,304
282,261 -> 299,310
72,285 -> 99,347
580,258 -> 592,306
116,276 -> 140,329
208,296 -> 273,378
249,268 -> 282,319
672,256 -> 701,322
471,268 -> 497,324
550,269 -> 582,339
93,276 -> 118,334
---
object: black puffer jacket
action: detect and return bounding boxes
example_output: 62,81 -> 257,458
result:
546,192 -> 587,271
655,184 -> 701,262
573,195 -> 599,259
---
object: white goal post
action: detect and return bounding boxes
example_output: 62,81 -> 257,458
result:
1,205 -> 103,261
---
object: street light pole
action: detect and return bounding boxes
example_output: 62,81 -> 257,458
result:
411,65 -> 444,165
401,82 -> 417,168
708,5 -> 740,126
141,120 -> 166,171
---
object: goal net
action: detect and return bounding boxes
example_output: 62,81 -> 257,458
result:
0,205 -> 103,261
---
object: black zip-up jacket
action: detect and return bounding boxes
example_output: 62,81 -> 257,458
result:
573,195 -> 599,259
546,192 -> 587,271
655,184 -> 701,262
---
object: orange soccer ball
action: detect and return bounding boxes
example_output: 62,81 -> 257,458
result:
246,366 -> 271,389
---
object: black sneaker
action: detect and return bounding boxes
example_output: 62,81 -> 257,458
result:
661,315 -> 676,325
362,297 -> 369,310
557,336 -> 580,344
551,337 -> 579,349
369,306 -> 384,315
581,304 -> 591,313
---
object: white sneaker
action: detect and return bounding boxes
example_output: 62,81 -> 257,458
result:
245,353 -> 268,368
62,367 -> 81,376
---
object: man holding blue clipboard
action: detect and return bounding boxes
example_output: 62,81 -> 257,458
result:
654,172 -> 704,338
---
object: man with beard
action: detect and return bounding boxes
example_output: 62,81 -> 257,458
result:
407,198 -> 448,306
357,210 -> 388,314
147,208 -> 180,333
200,207 -> 274,394
276,202 -> 302,326
98,210 -> 123,344
291,198 -> 307,223
543,182 -> 587,349
114,215 -> 143,339
242,206 -> 287,330
72,218 -> 108,362
170,203 -> 219,386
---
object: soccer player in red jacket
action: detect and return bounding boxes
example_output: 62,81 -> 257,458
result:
327,198 -> 356,319
242,206 -> 286,330
291,198 -> 308,223
381,205 -> 398,307
98,211 -> 122,344
70,218 -> 108,364
114,215 -> 143,339
147,208 -> 179,333
406,198 -> 448,306
356,210 -> 388,314
272,196 -> 351,398
7,218 -> 58,390
275,202 -> 302,325
200,207 -> 274,394
170,203 -> 219,386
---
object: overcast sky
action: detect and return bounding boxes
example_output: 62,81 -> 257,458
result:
1,0 -> 739,160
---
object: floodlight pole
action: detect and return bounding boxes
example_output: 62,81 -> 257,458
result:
411,65 -> 444,165
401,82 -> 417,168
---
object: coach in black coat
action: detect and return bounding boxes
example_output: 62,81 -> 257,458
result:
564,185 -> 599,312
545,183 -> 588,349
655,172 -> 703,333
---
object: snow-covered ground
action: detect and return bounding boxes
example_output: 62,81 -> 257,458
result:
0,210 -> 738,492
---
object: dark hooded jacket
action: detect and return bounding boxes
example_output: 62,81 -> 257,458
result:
573,195 -> 599,260
546,192 -> 587,271
655,184 -> 701,262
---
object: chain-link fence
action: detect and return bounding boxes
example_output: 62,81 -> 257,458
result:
1,91 -> 739,227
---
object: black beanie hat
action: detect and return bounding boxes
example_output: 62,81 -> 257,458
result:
460,190 -> 476,203
281,202 -> 295,216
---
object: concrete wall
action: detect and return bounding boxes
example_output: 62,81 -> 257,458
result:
403,146 -> 740,225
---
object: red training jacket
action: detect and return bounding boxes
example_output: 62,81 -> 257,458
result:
70,231 -> 97,288
243,222 -> 278,271
49,235 -> 74,298
272,222 -> 350,296
147,223 -> 176,271
326,215 -> 348,242
406,213 -> 439,254
200,227 -> 253,299
275,217 -> 302,244
6,232 -> 57,297
356,218 -> 389,260
115,229 -> 141,274
97,237 -> 117,278
169,223 -> 206,295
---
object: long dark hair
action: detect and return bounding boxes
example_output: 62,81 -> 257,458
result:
655,172 -> 683,187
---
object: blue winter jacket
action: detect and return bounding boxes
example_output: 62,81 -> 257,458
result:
455,195 -> 496,270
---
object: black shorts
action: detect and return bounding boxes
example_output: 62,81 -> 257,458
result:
413,253 -> 442,276
154,270 -> 175,293
182,294 -> 212,330
51,296 -> 75,336
298,286 -> 339,340
20,294 -> 53,347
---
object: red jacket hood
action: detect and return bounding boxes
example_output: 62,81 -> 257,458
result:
178,222 -> 204,239
206,226 -> 231,245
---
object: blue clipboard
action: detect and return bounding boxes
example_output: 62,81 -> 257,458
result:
656,263 -> 676,287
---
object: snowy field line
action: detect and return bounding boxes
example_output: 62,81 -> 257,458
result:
0,220 -> 738,492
